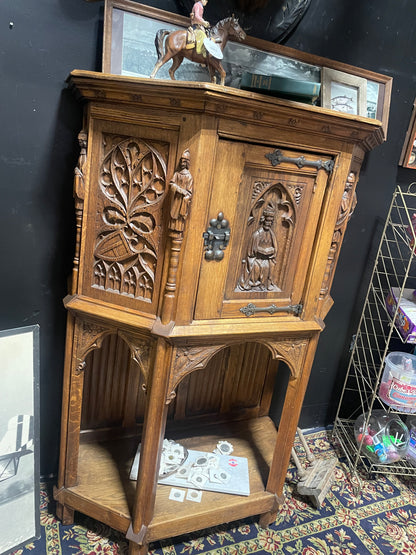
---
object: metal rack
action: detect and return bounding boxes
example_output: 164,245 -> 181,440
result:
333,184 -> 416,481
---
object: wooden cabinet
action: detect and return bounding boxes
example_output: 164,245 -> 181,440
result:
54,70 -> 389,554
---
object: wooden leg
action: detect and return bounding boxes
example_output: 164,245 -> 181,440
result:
258,493 -> 284,529
266,334 -> 320,497
128,540 -> 148,555
258,511 -> 277,529
56,502 -> 75,525
130,339 -> 171,540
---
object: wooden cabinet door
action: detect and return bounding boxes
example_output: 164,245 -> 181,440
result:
78,119 -> 177,315
194,140 -> 332,319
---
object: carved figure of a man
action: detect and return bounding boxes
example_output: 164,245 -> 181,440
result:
240,204 -> 278,291
169,149 -> 193,232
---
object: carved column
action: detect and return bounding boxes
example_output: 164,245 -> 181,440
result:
71,130 -> 87,295
161,150 -> 193,324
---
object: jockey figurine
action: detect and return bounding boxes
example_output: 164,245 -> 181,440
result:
191,0 -> 210,31
190,0 -> 210,55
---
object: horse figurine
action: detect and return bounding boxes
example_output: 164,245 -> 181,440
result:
149,16 -> 246,86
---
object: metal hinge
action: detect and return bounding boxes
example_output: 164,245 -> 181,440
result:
265,148 -> 334,174
239,302 -> 303,317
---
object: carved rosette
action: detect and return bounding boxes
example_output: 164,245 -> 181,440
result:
320,171 -> 358,298
237,180 -> 298,292
166,345 -> 226,403
92,136 -> 168,301
261,339 -> 309,379
74,319 -> 111,374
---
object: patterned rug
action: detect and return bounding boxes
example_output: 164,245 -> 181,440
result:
10,429 -> 416,555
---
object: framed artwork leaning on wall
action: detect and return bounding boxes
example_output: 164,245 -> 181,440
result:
399,97 -> 416,168
0,325 -> 40,555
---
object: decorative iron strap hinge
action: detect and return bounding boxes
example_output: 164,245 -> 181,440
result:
239,302 -> 303,317
265,148 -> 334,174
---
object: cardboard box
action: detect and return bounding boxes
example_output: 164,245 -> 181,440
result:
386,287 -> 416,343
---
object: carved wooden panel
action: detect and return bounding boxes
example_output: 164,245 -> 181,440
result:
236,180 -> 299,293
92,135 -> 169,302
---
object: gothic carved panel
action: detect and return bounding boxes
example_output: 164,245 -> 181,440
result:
92,136 -> 168,301
237,181 -> 300,292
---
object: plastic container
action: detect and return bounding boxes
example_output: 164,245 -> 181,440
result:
378,351 -> 416,413
354,410 -> 409,464
406,416 -> 416,465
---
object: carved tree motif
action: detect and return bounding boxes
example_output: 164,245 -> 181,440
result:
93,137 -> 168,301
261,338 -> 308,379
167,345 -> 226,403
237,181 -> 296,292
320,171 -> 358,298
74,319 -> 111,374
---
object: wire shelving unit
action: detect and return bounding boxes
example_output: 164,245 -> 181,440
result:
333,184 -> 416,483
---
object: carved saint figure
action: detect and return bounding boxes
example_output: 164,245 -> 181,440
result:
239,203 -> 278,291
169,149 -> 193,232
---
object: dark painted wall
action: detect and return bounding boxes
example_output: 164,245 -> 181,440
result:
0,0 -> 415,475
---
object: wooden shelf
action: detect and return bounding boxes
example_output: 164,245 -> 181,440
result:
64,417 -> 277,539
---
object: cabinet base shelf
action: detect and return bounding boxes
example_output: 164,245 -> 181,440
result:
58,416 -> 280,542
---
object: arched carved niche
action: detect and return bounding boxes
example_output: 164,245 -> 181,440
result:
237,180 -> 298,293
166,337 -> 309,403
80,331 -> 152,430
93,135 -> 168,301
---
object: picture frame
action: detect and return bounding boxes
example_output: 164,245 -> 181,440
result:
399,98 -> 416,168
0,325 -> 40,555
102,0 -> 321,87
321,67 -> 367,117
102,0 -> 391,134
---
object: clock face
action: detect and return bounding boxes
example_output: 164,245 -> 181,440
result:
176,0 -> 311,42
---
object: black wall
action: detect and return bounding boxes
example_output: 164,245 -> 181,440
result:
0,0 -> 415,476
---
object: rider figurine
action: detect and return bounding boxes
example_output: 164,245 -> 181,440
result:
191,0 -> 210,31
190,0 -> 210,55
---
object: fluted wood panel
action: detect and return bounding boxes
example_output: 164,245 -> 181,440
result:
179,343 -> 271,419
81,334 -> 146,430
221,343 -> 270,412
182,349 -> 228,417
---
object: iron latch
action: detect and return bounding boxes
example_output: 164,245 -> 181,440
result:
203,212 -> 230,261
